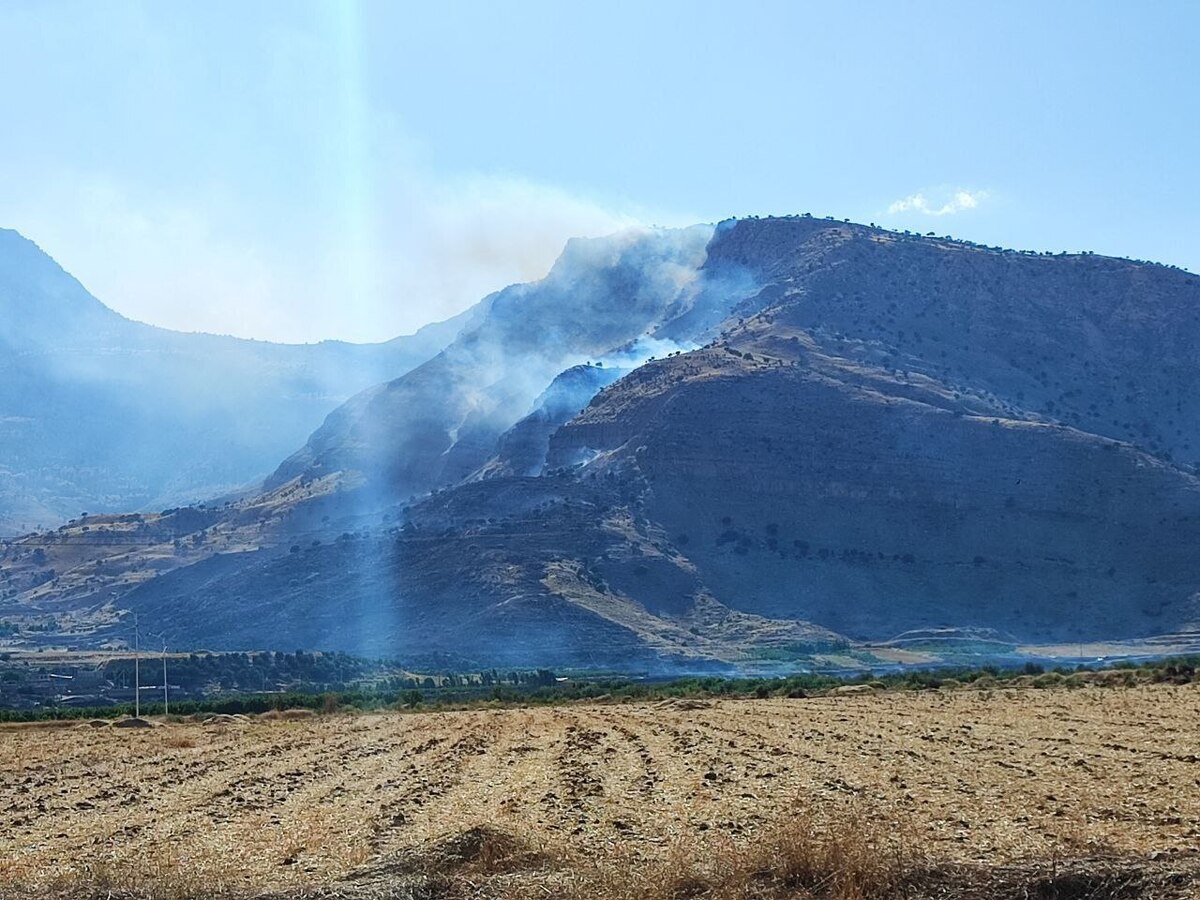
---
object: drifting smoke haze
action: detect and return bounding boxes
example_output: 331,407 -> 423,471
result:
3,11 -> 1200,896
7,213 -> 1200,676
0,4 -> 688,346
0,216 -> 760,540
2,166 -> 661,344
598,336 -> 699,369
267,223 -> 769,503
0,227 -> 486,532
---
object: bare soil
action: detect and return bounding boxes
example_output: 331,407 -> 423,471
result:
1,683 -> 1198,898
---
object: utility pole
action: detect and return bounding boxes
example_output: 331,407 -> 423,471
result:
133,613 -> 140,719
162,639 -> 169,716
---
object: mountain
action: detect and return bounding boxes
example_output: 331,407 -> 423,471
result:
265,225 -> 725,497
0,228 -> 480,534
4,216 -> 1199,670
471,363 -> 631,480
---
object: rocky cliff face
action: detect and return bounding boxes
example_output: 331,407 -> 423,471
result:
550,346 -> 1200,643
5,217 -> 1200,668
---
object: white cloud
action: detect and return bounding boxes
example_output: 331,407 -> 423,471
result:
887,188 -> 990,217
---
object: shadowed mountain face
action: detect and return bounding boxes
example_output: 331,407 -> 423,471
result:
4,217 -> 1200,668
0,229 -> 478,533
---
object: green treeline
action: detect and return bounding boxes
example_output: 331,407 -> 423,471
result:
0,656 -> 1194,723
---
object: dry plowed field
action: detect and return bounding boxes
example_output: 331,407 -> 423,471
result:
2,684 -> 1199,898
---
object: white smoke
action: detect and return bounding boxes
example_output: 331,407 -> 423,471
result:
599,336 -> 699,369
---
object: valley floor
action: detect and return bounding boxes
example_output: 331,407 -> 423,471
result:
2,684 -> 1198,898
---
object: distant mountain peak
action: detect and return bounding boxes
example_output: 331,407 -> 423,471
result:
0,230 -> 481,529
0,228 -> 121,329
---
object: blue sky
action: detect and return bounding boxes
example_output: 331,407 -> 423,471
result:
0,1 -> 1196,342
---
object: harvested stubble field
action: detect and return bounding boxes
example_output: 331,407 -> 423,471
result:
2,683 -> 1199,899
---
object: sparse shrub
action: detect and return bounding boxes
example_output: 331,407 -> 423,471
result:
558,806 -> 912,900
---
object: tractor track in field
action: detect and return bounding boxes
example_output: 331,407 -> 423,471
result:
0,684 -> 1198,895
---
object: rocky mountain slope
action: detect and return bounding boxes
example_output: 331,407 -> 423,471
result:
0,229 -> 477,533
4,217 -> 1199,670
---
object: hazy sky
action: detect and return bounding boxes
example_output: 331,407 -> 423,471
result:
1,1 -> 1196,343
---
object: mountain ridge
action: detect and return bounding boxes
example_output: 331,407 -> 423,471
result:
3,215 -> 1199,671
0,227 -> 483,532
